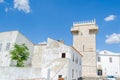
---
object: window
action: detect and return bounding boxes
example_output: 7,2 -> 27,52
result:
0,43 -> 2,51
98,56 -> 101,62
104,68 -> 106,74
62,53 -> 66,58
72,69 -> 74,78
109,57 -> 112,63
6,42 -> 10,50
73,54 -> 74,62
79,58 -> 81,65
81,32 -> 83,36
58,75 -> 62,78
98,70 -> 102,76
76,57 -> 78,64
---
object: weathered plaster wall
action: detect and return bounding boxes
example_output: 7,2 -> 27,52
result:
0,67 -> 42,80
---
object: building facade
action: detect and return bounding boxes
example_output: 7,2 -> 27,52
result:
0,31 -> 82,80
97,50 -> 120,77
0,20 -> 99,80
71,20 -> 98,77
32,38 -> 82,80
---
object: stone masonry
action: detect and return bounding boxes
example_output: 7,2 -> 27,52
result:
71,20 -> 98,77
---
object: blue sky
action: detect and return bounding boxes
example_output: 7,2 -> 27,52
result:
0,0 -> 120,52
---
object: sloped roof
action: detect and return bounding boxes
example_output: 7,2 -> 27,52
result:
98,50 -> 120,56
71,46 -> 83,56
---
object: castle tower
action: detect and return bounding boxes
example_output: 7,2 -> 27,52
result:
71,20 -> 98,77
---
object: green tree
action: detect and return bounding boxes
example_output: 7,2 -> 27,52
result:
10,43 -> 30,67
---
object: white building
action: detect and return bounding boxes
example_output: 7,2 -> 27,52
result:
97,50 -> 120,77
0,31 -> 34,67
0,30 -> 82,80
32,38 -> 82,80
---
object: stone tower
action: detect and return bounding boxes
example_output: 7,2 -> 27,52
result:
71,20 -> 98,77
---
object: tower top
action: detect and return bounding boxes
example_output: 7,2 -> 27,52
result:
73,19 -> 96,26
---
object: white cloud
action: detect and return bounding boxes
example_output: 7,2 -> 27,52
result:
105,33 -> 120,44
5,8 -> 8,12
14,0 -> 31,13
5,7 -> 13,12
104,15 -> 116,21
0,0 -> 4,3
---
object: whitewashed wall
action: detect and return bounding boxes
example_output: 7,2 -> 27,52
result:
0,31 -> 34,67
0,67 -> 42,80
15,32 -> 34,66
97,51 -> 120,77
32,38 -> 82,80
0,31 -> 18,66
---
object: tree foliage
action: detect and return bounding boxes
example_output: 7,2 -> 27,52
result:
10,43 -> 30,67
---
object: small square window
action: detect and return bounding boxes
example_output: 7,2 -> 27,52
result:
62,53 -> 66,58
58,75 -> 62,78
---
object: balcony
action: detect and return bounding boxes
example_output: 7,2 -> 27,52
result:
71,27 -> 79,34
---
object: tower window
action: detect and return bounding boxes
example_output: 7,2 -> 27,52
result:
83,45 -> 84,51
62,53 -> 66,58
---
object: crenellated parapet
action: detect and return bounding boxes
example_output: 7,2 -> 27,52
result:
73,19 -> 96,26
